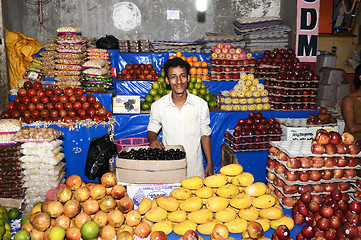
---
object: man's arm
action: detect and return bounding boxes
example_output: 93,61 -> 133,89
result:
147,131 -> 164,149
201,135 -> 213,177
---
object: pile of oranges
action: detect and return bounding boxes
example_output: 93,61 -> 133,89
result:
169,52 -> 209,81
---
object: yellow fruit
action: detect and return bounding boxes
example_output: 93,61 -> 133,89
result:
256,104 -> 263,111
252,194 -> 276,209
229,193 -> 252,209
230,91 -> 238,97
187,209 -> 214,224
252,79 -> 259,85
167,210 -> 187,223
151,220 -> 173,235
226,105 -> 233,111
216,184 -> 239,199
238,79 -> 245,85
171,187 -> 192,200
224,218 -> 248,233
255,98 -> 262,103
181,176 -> 203,190
214,207 -> 236,223
245,182 -> 267,197
137,198 -> 152,215
245,80 -> 252,86
231,98 -> 239,104
206,196 -> 229,212
263,103 -> 271,110
249,104 -> 256,111
144,207 -> 168,223
238,206 -> 259,221
195,187 -> 213,199
240,74 -> 247,81
220,164 -> 243,176
241,105 -> 248,111
259,207 -> 284,220
234,85 -> 242,92
156,196 -> 179,212
197,220 -> 219,235
203,174 -> 228,188
261,90 -> 268,96
31,202 -> 42,215
172,220 -> 197,236
255,218 -> 271,232
237,91 -> 245,98
179,196 -> 203,212
242,86 -> 250,92
270,215 -> 294,230
245,92 -> 253,98
247,74 -> 254,80
262,97 -> 269,103
225,97 -> 232,104
240,98 -> 247,104
256,83 -> 264,91
231,172 -> 254,187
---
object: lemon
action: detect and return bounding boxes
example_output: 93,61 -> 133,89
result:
80,221 -> 99,240
49,226 -> 66,240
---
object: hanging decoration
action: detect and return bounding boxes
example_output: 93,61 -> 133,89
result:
24,0 -> 52,32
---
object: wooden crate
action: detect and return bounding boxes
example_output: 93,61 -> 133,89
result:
221,144 -> 238,167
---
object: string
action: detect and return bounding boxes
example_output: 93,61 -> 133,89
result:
342,0 -> 358,15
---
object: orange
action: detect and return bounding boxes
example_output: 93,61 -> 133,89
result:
201,75 -> 209,81
201,61 -> 208,67
181,56 -> 186,61
196,68 -> 203,74
202,68 -> 209,74
169,56 -> 175,59
186,56 -> 193,62
80,221 -> 99,240
176,51 -> 182,58
188,61 -> 194,66
192,56 -> 199,62
193,62 -> 201,67
190,67 -> 197,74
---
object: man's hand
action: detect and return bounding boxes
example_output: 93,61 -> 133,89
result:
149,140 -> 165,149
204,164 -> 214,177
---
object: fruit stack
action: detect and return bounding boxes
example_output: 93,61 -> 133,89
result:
39,42 -> 58,78
266,131 -> 361,209
81,56 -> 113,93
224,112 -> 282,152
306,107 -> 338,125
117,63 -> 159,80
353,179 -> 361,201
258,48 -> 319,111
218,73 -> 270,111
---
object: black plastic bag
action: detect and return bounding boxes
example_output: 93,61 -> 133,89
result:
85,133 -> 117,180
96,35 -> 119,49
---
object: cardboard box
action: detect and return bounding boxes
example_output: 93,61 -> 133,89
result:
337,83 -> 350,100
221,144 -> 238,167
316,55 -> 337,74
112,95 -> 140,114
116,145 -> 187,184
0,198 -> 23,210
316,84 -> 337,100
316,98 -> 337,108
319,67 -> 346,85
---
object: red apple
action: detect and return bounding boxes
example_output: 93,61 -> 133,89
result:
286,158 -> 301,169
316,132 -> 331,145
322,169 -> 333,180
300,157 -> 313,168
336,144 -> 349,154
312,184 -> 325,193
299,171 -> 310,182
325,157 -> 337,167
275,163 -> 286,174
284,170 -> 299,181
311,143 -> 325,155
344,169 -> 356,178
349,144 -> 361,155
341,132 -> 355,145
333,169 -> 344,179
329,131 -> 342,145
312,157 -> 325,168
325,183 -> 337,192
324,143 -> 337,155
309,170 -> 322,181
283,185 -> 298,194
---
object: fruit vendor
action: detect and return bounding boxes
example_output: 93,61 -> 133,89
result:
342,64 -> 361,141
147,57 -> 214,178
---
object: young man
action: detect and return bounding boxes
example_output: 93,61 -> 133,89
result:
147,57 -> 214,178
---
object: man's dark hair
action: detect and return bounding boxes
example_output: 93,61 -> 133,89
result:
354,64 -> 361,90
164,57 -> 191,78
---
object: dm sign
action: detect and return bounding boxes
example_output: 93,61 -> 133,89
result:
296,0 -> 320,62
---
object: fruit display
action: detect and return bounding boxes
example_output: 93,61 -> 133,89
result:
224,112 -> 282,152
171,51 -> 210,81
306,107 -> 338,125
259,48 -> 318,111
353,179 -> 361,201
272,225 -> 293,240
118,147 -> 186,160
217,73 -> 270,111
266,138 -> 361,209
1,81 -> 112,124
292,189 -> 361,239
0,205 -> 12,240
117,63 -> 160,80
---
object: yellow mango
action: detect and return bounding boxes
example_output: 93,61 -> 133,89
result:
220,164 -> 243,176
270,215 -> 294,230
156,196 -> 179,212
238,206 -> 259,221
245,182 -> 267,197
238,186 -> 246,193
231,172 -> 254,187
172,220 -> 197,236
216,184 -> 240,199
258,237 -> 271,240
195,186 -> 213,199
179,196 -> 203,212
203,174 -> 228,188
187,209 -> 214,224
206,196 -> 229,212
224,218 -> 248,233
252,194 -> 276,209
229,193 -> 252,209
259,207 -> 283,220
144,206 -> 168,222
181,176 -> 203,190
137,198 -> 152,215
214,207 -> 237,223
167,210 -> 187,223
171,187 -> 192,200
197,220 -> 219,235
151,220 -> 173,235
255,218 -> 271,232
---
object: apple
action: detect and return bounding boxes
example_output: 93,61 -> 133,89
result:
312,157 -> 325,168
329,131 -> 342,145
336,157 -> 349,167
301,224 -> 315,238
322,169 -> 333,180
273,177 -> 285,188
283,185 -> 298,194
308,200 -> 320,213
316,132 -> 331,145
300,157 -> 313,168
325,157 -> 336,167
343,222 -> 359,239
286,158 -> 301,169
284,170 -> 299,181
282,197 -> 297,208
344,169 -> 356,178
332,169 -> 344,179
349,201 -> 361,214
312,184 -> 325,193
341,132 -> 355,145
347,157 -> 359,167
317,217 -> 330,231
311,143 -> 325,155
46,102 -> 54,111
309,170 -> 322,181
337,182 -> 350,191
349,144 -> 361,155
274,163 -> 286,174
324,144 -> 337,155
325,183 -> 337,192
336,144 -> 349,154
299,171 -> 310,182
298,185 -> 312,194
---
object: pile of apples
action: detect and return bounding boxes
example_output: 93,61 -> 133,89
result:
311,129 -> 360,155
117,63 -> 159,80
292,190 -> 361,239
272,225 -> 294,240
353,179 -> 361,201
224,112 -> 282,151
1,81 -> 111,124
306,107 -> 338,125
210,42 -> 253,61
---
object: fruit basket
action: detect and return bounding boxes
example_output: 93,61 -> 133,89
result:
113,137 -> 149,152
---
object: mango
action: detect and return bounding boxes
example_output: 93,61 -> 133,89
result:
181,176 -> 203,190
220,163 -> 243,176
252,194 -> 276,209
203,174 -> 228,188
187,209 -> 214,224
259,207 -> 283,220
229,193 -> 252,209
245,182 -> 267,197
216,184 -> 239,199
258,237 -> 271,240
238,186 -> 246,193
156,196 -> 179,212
151,220 -> 173,235
231,172 -> 254,187
179,196 -> 203,212
270,215 -> 294,230
214,207 -> 236,223
224,218 -> 248,233
197,220 -> 219,235
238,206 -> 259,221
167,210 -> 187,223
137,198 -> 152,215
172,220 -> 197,236
144,206 -> 168,222
171,187 -> 192,200
255,218 -> 271,232
206,196 -> 229,212
195,186 -> 213,199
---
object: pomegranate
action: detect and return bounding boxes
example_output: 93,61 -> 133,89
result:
111,185 -> 126,200
125,210 -> 141,227
31,212 -> 51,231
107,209 -> 125,228
99,196 -> 117,213
74,186 -> 90,202
63,200 -> 81,218
57,187 -> 72,203
89,184 -> 106,200
66,175 -> 82,190
82,198 -> 99,215
118,196 -> 134,214
93,210 -> 108,227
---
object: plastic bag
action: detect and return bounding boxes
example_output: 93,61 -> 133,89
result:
85,133 -> 116,180
96,35 -> 119,49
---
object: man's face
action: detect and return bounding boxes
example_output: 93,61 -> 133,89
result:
165,66 -> 189,95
